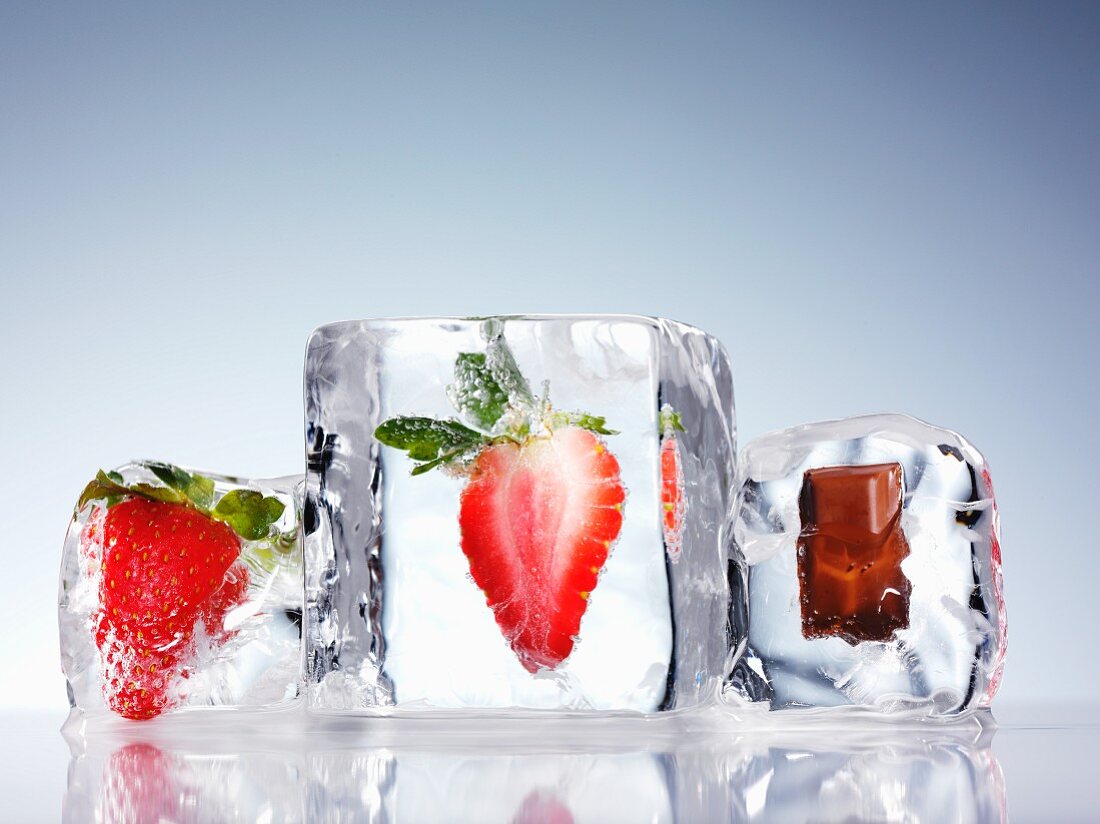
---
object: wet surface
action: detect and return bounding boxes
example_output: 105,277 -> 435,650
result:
3,704 -> 1097,822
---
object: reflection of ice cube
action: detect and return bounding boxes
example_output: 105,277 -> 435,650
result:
731,414 -> 1006,713
709,725 -> 1006,823
304,316 -> 737,713
58,463 -> 304,722
61,715 -> 1006,823
310,746 -> 671,823
63,736 -> 306,824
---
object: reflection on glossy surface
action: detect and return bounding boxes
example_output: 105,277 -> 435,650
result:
63,717 -> 1006,823
723,740 -> 1005,823
65,740 -> 305,823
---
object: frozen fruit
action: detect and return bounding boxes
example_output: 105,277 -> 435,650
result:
458,426 -> 624,672
659,405 -> 686,563
375,333 -> 625,672
77,463 -> 287,719
306,316 -> 736,712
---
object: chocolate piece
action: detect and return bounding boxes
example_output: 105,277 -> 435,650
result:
797,463 -> 911,644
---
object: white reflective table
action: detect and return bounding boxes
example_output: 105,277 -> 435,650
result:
3,704 -> 1096,822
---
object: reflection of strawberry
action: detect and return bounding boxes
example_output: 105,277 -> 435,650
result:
459,427 -> 624,672
376,330 -> 625,672
659,405 -> 686,563
99,744 -> 186,823
512,791 -> 575,824
76,463 -> 286,719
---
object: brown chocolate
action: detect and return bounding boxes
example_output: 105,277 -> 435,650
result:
797,462 -> 911,644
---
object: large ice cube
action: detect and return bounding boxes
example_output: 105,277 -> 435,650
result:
304,316 -> 737,712
59,462 -> 303,721
731,414 -> 1006,713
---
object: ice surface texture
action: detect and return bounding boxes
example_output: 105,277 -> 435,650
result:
59,463 -> 303,721
304,316 -> 737,713
732,414 -> 1006,713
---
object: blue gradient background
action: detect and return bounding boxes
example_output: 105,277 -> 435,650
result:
1,3 -> 1096,711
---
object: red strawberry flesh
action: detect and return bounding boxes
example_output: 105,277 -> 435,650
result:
458,426 -> 625,672
660,434 -> 684,558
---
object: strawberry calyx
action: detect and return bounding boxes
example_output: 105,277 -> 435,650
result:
659,404 -> 686,435
376,334 -> 617,475
77,462 -> 287,544
548,411 -> 617,436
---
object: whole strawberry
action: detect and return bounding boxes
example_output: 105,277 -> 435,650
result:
376,333 -> 626,672
77,463 -> 285,720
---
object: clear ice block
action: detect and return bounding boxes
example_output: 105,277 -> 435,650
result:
304,316 -> 737,713
732,414 -> 1006,713
59,462 -> 303,721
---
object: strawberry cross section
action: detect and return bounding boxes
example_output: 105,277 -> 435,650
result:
374,332 -> 626,673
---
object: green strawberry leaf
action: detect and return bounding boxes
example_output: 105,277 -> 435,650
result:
78,470 -> 133,510
127,483 -> 187,504
211,489 -> 287,541
77,470 -> 190,510
486,336 -> 535,409
551,411 -> 619,436
409,446 -> 473,476
145,461 -> 215,510
375,416 -> 486,474
660,406 -> 686,434
448,352 -> 509,431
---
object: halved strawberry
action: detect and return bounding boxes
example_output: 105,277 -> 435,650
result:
459,426 -> 625,672
659,405 -> 686,563
76,463 -> 287,720
375,329 -> 626,672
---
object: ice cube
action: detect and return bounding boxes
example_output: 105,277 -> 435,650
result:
303,315 -> 737,712
731,414 -> 1006,713
58,462 -> 303,721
